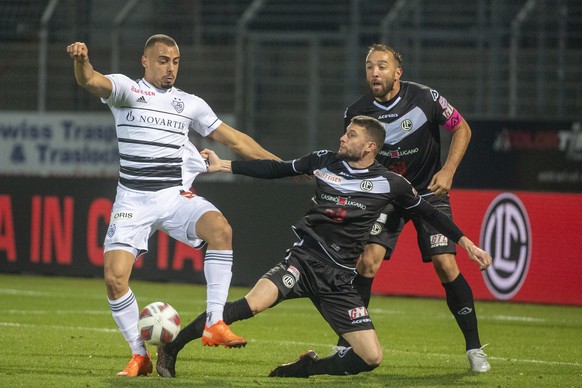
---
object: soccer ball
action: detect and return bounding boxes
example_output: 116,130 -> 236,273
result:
138,302 -> 181,345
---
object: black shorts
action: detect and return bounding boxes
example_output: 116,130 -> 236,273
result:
367,193 -> 457,262
262,237 -> 375,335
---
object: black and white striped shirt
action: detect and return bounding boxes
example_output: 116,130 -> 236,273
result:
103,74 -> 218,191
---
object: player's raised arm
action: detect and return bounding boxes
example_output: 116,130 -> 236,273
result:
66,42 -> 112,99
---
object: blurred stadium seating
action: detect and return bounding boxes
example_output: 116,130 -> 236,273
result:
1,0 -> 580,158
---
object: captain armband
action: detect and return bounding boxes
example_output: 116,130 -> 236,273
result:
442,109 -> 464,132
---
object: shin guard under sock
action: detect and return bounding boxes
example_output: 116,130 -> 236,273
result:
307,348 -> 377,376
442,273 -> 481,350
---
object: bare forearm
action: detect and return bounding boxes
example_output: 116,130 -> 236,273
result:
442,120 -> 471,174
67,42 -> 111,98
228,134 -> 279,160
209,124 -> 281,161
73,59 -> 96,87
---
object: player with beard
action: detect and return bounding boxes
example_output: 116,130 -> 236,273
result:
340,43 -> 490,372
155,115 -> 492,378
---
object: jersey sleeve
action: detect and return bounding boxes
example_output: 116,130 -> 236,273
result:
231,159 -> 300,179
389,172 -> 464,242
389,173 -> 422,210
231,149 -> 334,179
430,88 -> 463,132
409,199 -> 464,243
188,96 -> 222,137
101,74 -> 134,107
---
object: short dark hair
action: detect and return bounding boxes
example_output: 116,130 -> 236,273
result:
144,34 -> 178,52
368,43 -> 402,67
351,115 -> 386,150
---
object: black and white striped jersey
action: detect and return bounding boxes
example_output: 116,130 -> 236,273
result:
344,81 -> 462,195
232,150 -> 423,268
102,74 -> 218,191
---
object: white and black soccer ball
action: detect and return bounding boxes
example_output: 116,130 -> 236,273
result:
138,301 -> 181,345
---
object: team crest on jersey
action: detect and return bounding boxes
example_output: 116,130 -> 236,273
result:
360,180 -> 373,191
172,98 -> 184,113
282,274 -> 295,288
400,119 -> 413,131
370,222 -> 382,236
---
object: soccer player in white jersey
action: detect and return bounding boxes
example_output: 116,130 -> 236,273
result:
66,34 -> 279,377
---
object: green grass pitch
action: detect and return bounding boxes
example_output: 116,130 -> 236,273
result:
0,273 -> 581,387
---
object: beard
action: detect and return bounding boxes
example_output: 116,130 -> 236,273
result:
371,79 -> 396,99
337,147 -> 362,162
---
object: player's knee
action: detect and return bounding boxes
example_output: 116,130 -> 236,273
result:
354,348 -> 382,372
363,349 -> 383,368
211,220 -> 232,244
432,254 -> 459,281
103,273 -> 129,299
196,213 -> 233,245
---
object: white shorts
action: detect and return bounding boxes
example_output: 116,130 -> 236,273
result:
103,184 -> 219,257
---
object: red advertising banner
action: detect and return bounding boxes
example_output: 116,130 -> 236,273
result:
1,177 -> 581,305
372,189 -> 582,306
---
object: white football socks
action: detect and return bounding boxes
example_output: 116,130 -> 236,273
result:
204,249 -> 233,326
108,288 -> 147,356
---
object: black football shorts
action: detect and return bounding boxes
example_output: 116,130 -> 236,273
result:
367,194 -> 457,262
262,236 -> 375,335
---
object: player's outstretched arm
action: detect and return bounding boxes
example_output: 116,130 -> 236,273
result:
408,198 -> 491,272
201,148 -> 298,179
66,42 -> 112,99
208,123 -> 280,161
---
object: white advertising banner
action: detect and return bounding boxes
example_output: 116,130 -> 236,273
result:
0,112 -> 118,177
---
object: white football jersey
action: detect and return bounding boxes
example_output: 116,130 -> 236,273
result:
102,74 -> 221,191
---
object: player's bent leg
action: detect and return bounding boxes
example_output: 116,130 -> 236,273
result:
194,211 -> 232,250
335,244 -> 386,350
244,278 -> 280,315
193,211 -> 233,324
191,211 -> 245,347
342,329 -> 383,368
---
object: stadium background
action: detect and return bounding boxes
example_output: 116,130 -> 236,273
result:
1,0 -> 581,305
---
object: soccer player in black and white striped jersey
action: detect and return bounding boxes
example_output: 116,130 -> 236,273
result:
67,34 -> 279,377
